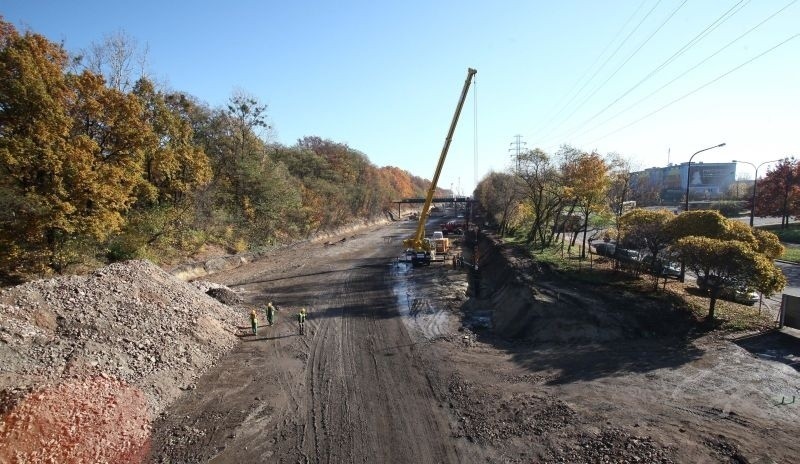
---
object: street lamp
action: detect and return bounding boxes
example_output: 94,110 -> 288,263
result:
733,158 -> 783,226
684,143 -> 726,212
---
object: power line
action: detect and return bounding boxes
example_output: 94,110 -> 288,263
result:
541,0 -> 688,145
570,0 -> 798,143
528,0 -> 649,139
586,32 -> 800,145
551,0 -> 751,144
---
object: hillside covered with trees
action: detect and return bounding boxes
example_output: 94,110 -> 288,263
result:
0,20 -> 442,282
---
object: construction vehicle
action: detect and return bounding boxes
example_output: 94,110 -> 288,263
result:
403,68 -> 477,266
432,230 -> 450,254
441,219 -> 466,235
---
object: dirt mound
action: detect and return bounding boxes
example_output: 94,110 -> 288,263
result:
0,260 -> 247,461
205,286 -> 243,305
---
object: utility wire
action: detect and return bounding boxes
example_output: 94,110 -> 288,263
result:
586,32 -> 800,145
570,0 -> 798,143
542,0 -> 688,143
529,0 -> 649,138
549,0 -> 750,145
534,0 -> 664,139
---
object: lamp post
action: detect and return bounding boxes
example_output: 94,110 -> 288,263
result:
733,158 -> 783,226
684,143 -> 726,212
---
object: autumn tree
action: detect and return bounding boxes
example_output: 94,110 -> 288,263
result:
753,228 -> 784,259
475,171 -> 522,235
674,237 -> 784,319
562,151 -> 609,259
753,158 -> 800,228
619,209 -> 675,287
629,174 -> 661,206
516,148 -> 565,248
606,154 -> 633,235
0,21 -> 151,274
133,78 -> 211,205
666,210 -> 784,317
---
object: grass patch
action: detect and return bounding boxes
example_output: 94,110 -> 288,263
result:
759,223 -> 800,243
498,237 -> 776,333
781,246 -> 800,263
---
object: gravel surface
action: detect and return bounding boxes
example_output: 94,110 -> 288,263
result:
0,260 -> 249,462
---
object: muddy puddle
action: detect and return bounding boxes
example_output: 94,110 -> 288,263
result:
390,260 -> 461,341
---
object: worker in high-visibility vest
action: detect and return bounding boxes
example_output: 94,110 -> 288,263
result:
266,301 -> 276,326
297,308 -> 307,335
250,309 -> 258,335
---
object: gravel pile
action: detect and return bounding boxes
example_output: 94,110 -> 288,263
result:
0,260 -> 247,461
550,428 -> 676,463
446,374 -> 576,444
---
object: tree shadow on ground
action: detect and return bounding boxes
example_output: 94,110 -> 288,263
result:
237,257 -> 405,324
734,329 -> 800,371
466,260 -> 710,386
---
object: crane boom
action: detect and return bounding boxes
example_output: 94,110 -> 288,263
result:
403,68 -> 477,263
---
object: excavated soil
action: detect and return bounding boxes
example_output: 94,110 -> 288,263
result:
0,261 -> 249,462
147,221 -> 799,463
3,218 -> 799,463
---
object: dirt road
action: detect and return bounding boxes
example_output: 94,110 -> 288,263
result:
149,219 -> 800,463
149,221 -> 465,463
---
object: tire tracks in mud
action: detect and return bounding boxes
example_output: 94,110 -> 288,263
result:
149,224 -> 461,463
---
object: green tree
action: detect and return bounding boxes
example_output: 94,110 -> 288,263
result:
133,78 -> 211,205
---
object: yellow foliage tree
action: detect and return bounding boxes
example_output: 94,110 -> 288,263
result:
0,21 -> 151,275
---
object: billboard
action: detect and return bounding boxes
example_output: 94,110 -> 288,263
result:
688,164 -> 736,191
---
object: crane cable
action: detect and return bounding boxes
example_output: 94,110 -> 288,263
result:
473,72 -> 478,191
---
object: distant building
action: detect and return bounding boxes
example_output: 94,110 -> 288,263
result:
631,162 -> 737,203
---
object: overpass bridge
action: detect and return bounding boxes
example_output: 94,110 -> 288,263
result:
392,196 -> 474,218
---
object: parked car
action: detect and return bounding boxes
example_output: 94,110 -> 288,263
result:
593,242 -> 616,257
696,275 -> 759,306
641,255 -> 681,279
613,247 -> 641,263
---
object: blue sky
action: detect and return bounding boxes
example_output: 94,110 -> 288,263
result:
4,0 -> 798,192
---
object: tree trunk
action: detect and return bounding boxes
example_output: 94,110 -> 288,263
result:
708,296 -> 716,320
581,209 -> 589,260
708,286 -> 720,320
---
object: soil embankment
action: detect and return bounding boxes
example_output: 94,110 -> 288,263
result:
472,234 -> 695,343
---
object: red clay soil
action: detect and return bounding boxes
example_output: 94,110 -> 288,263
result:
0,375 -> 151,463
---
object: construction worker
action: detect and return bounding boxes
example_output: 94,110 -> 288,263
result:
250,308 -> 258,335
266,301 -> 276,326
297,308 -> 307,335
